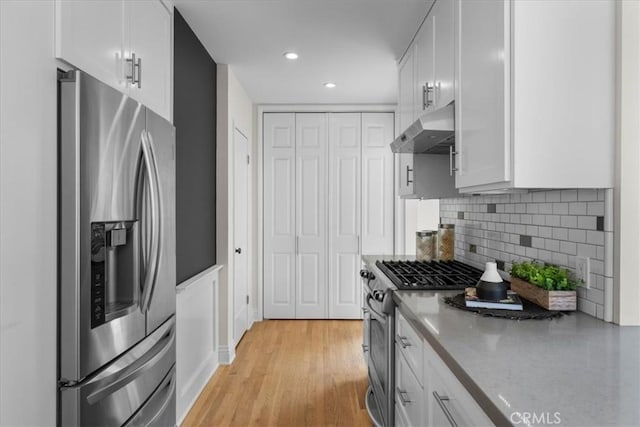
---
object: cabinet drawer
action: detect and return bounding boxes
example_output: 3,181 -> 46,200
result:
396,309 -> 423,385
396,346 -> 424,427
425,344 -> 494,426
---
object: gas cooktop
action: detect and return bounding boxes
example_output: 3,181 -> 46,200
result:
375,260 -> 483,290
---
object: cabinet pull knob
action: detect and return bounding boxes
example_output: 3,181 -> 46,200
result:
433,391 -> 458,427
397,387 -> 412,406
361,344 -> 369,353
406,165 -> 413,185
449,145 -> 459,176
397,335 -> 412,348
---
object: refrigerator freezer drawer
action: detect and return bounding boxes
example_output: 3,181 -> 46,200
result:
124,366 -> 176,427
60,316 -> 175,426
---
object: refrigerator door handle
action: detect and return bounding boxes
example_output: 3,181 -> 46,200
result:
143,130 -> 163,312
85,320 -> 175,405
139,130 -> 162,313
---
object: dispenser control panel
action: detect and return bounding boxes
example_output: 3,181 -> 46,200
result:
90,223 -> 106,328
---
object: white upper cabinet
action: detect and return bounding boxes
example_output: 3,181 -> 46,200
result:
455,0 -> 615,192
415,0 -> 453,114
127,0 -> 172,120
55,1 -> 127,92
432,0 -> 454,109
56,0 -> 173,121
398,46 -> 416,134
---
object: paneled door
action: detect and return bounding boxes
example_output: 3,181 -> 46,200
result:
263,113 -> 296,318
362,113 -> 395,255
295,113 -> 328,318
328,113 -> 361,319
233,128 -> 249,343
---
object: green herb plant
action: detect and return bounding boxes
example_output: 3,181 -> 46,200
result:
509,261 -> 578,291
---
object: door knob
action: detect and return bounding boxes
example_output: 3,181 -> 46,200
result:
235,248 -> 242,254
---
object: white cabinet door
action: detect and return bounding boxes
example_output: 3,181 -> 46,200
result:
415,13 -> 435,114
328,113 -> 361,319
128,0 -> 172,120
263,113 -> 296,319
433,0 -> 454,108
55,0 -> 127,92
361,113 -> 394,255
295,113 -> 328,318
455,0 -> 510,189
398,45 -> 416,133
398,153 -> 414,197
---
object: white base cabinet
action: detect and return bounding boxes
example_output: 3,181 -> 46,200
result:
55,0 -> 172,121
264,112 -> 394,319
396,309 -> 493,427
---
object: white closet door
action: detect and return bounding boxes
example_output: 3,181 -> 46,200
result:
362,113 -> 395,255
295,113 -> 328,318
263,113 -> 296,319
328,113 -> 361,319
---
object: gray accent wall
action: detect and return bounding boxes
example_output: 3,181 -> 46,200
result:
439,189 -> 613,319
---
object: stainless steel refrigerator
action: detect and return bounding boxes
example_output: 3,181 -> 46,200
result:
58,70 -> 176,426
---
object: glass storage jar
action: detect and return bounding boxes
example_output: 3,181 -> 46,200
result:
416,230 -> 436,261
437,224 -> 455,261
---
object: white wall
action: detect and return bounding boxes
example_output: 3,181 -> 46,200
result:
216,65 -> 255,361
0,1 -> 57,425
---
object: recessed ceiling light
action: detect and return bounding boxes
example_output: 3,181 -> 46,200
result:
324,82 -> 336,88
284,52 -> 299,60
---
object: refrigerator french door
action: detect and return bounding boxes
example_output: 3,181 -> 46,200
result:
58,70 -> 176,426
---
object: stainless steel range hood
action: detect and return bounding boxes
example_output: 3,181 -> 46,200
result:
390,103 -> 454,154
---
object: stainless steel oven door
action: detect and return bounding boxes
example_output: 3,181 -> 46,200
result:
364,289 -> 395,427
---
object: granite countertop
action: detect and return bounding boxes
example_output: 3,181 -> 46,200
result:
363,255 -> 640,426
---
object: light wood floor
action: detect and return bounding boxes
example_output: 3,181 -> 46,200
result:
182,320 -> 372,427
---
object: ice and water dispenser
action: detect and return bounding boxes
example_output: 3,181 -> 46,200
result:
90,221 -> 139,328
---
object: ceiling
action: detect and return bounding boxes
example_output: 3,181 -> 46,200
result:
174,0 -> 430,105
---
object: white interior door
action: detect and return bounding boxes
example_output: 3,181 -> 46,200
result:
362,113 -> 395,255
263,113 -> 296,318
233,128 -> 249,343
328,113 -> 361,319
295,113 -> 328,318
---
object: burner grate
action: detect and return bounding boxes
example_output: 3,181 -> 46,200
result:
375,260 -> 483,290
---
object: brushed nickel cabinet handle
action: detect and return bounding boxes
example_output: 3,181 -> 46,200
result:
397,335 -> 412,348
449,145 -> 459,176
433,391 -> 458,427
397,387 -> 412,406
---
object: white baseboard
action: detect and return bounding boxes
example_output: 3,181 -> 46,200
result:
177,355 -> 219,426
218,345 -> 236,365
249,309 -> 260,329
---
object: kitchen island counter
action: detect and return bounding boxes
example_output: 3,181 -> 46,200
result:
362,255 -> 640,426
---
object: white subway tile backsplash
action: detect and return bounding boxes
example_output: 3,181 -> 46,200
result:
546,215 -> 561,227
440,189 -> 609,320
568,229 -> 587,243
578,189 -> 599,201
560,215 -> 578,228
553,203 -> 569,215
553,228 -> 568,240
560,241 -> 578,255
560,189 -> 578,202
587,202 -> 605,216
546,191 -> 561,202
586,230 -> 605,245
577,216 -> 597,230
569,202 -> 587,215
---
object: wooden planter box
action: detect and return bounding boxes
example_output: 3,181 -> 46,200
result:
510,277 -> 577,311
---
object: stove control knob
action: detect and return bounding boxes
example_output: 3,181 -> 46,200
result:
366,272 -> 376,281
359,269 -> 368,278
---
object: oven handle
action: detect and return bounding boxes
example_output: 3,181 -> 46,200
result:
366,293 -> 386,323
